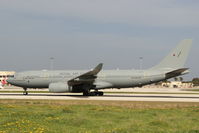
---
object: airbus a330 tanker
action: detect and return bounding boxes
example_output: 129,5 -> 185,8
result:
8,39 -> 192,96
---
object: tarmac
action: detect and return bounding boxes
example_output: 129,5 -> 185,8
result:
0,86 -> 199,102
1,93 -> 199,102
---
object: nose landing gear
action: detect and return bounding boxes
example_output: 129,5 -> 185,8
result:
23,88 -> 28,95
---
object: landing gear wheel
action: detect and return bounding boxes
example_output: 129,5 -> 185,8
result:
83,90 -> 104,96
23,91 -> 28,95
94,91 -> 104,96
98,91 -> 104,96
83,90 -> 90,96
23,88 -> 28,95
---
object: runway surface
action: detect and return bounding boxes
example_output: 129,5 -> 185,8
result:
1,86 -> 199,102
1,93 -> 199,102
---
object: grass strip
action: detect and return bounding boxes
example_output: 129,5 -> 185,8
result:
0,100 -> 199,133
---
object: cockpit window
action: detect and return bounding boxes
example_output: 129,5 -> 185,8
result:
7,75 -> 14,78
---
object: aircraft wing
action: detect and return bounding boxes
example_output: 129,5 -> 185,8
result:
68,63 -> 103,86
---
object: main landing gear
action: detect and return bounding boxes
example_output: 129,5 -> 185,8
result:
23,88 -> 28,95
83,90 -> 104,96
94,91 -> 104,96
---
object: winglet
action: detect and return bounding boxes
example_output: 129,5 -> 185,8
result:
68,63 -> 103,86
92,63 -> 103,75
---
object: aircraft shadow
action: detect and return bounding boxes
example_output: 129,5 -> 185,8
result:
0,93 -> 199,99
102,95 -> 199,99
0,93 -> 88,98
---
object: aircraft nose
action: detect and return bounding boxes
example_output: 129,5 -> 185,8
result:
7,77 -> 15,84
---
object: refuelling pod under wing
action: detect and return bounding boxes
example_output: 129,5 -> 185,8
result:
49,82 -> 72,93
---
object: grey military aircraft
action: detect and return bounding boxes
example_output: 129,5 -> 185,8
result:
7,39 -> 192,96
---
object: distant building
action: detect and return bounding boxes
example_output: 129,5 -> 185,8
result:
0,71 -> 15,85
161,81 -> 193,88
142,81 -> 193,88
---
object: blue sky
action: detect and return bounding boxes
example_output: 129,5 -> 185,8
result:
0,0 -> 198,80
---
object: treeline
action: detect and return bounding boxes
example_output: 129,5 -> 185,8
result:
192,78 -> 199,87
161,77 -> 199,87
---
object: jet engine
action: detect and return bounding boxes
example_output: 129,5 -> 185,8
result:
49,82 -> 72,93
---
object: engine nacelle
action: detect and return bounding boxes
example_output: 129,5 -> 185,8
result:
49,82 -> 71,93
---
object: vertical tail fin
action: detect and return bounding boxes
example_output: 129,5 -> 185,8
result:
150,39 -> 192,71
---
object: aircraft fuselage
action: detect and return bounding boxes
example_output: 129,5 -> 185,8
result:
8,69 -> 165,90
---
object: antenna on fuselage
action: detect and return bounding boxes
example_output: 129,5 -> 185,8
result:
50,57 -> 55,70
139,57 -> 143,70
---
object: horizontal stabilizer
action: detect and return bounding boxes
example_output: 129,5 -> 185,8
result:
165,68 -> 189,79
